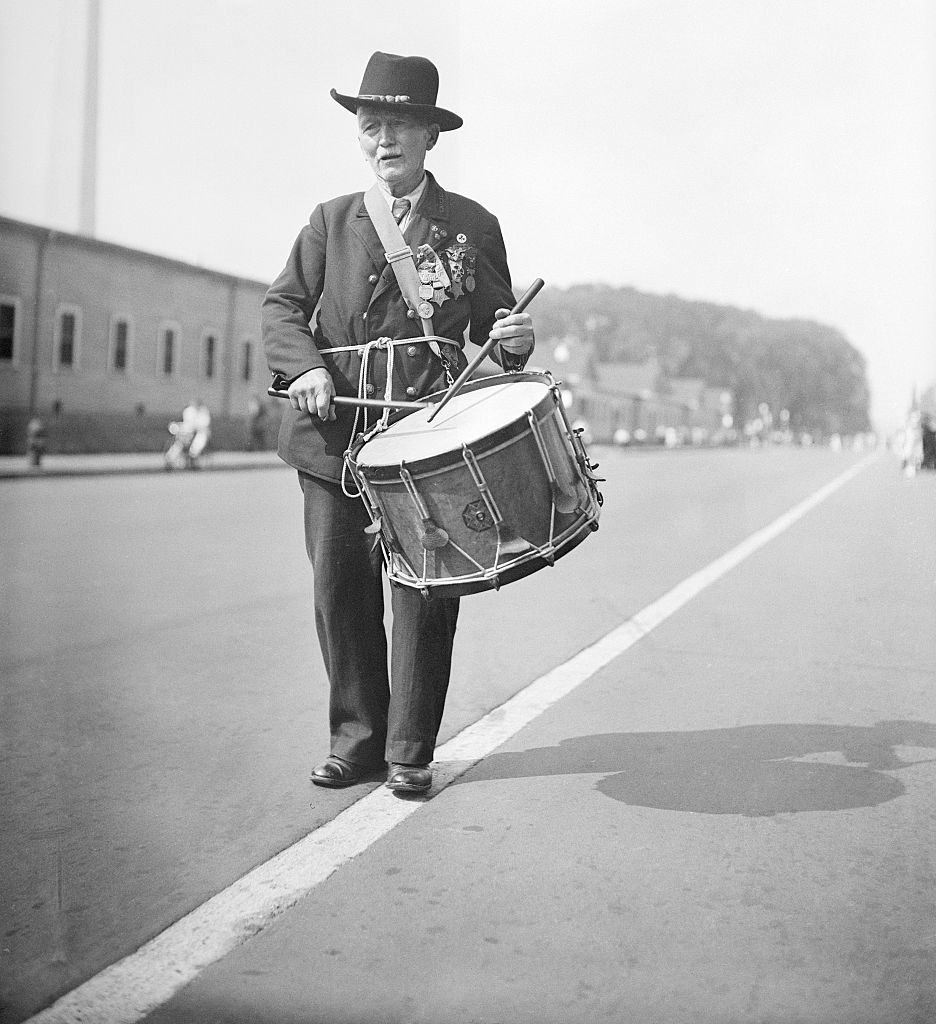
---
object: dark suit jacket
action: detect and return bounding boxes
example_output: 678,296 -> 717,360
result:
262,172 -> 517,481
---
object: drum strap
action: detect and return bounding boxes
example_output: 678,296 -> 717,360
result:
363,184 -> 456,378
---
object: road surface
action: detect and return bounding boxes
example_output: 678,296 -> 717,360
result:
2,445 -> 934,1023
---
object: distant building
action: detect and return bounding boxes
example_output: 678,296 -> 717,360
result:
548,333 -> 597,388
544,335 -> 728,445
0,215 -> 276,454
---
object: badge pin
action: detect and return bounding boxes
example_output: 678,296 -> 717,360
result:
456,233 -> 467,244
417,301 -> 434,319
419,284 -> 434,299
465,275 -> 475,292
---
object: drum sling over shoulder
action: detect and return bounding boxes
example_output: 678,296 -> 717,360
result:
362,183 -> 458,379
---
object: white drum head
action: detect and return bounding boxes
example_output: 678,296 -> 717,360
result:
358,379 -> 550,467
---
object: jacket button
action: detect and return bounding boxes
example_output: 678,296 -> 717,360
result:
406,387 -> 417,397
365,384 -> 375,396
406,309 -> 416,319
407,345 -> 418,356
368,273 -> 379,284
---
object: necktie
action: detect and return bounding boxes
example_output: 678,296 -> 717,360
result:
392,198 -> 411,226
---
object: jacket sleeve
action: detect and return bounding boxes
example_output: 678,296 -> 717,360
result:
467,213 -> 536,370
262,204 -> 328,385
468,214 -> 515,351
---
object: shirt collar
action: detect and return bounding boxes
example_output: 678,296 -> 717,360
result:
376,173 -> 428,213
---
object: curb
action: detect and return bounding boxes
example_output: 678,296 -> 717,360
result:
0,456 -> 287,481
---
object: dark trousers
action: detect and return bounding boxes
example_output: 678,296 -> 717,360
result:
299,472 -> 460,767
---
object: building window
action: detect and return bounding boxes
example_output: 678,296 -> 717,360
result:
202,332 -> 218,379
241,340 -> 252,382
55,306 -> 81,370
111,318 -> 130,372
159,324 -> 179,376
60,314 -> 76,366
0,298 -> 18,362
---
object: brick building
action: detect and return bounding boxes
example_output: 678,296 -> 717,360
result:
0,215 -> 278,454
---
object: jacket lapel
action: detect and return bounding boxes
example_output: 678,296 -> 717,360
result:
350,197 -> 387,272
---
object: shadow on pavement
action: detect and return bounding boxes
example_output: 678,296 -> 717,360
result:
458,720 -> 936,816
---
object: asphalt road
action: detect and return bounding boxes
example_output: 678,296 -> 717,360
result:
2,446 -> 934,1023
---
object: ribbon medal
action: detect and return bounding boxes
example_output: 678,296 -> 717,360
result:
414,244 -> 451,311
443,238 -> 477,299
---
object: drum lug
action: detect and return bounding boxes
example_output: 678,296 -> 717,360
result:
461,444 -> 534,561
542,552 -> 555,567
400,463 -> 450,551
526,409 -> 579,515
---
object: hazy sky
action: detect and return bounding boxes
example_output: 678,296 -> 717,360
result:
1,0 -> 933,432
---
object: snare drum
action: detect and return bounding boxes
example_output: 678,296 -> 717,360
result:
346,372 -> 602,598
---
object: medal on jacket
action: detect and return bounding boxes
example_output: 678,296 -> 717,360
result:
415,244 -> 451,309
443,239 -> 477,298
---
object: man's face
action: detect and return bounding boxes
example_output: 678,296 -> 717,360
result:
357,106 -> 439,196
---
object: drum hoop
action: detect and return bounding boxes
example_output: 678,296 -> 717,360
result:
355,388 -> 560,481
347,371 -> 556,462
385,512 -> 598,590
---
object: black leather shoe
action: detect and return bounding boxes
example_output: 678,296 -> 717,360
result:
311,756 -> 383,788
386,763 -> 432,793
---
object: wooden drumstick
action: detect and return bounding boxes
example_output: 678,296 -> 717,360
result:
267,389 -> 430,412
425,278 -> 544,423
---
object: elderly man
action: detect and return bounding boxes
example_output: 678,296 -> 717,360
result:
262,51 -> 534,794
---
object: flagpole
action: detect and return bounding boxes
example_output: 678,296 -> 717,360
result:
79,0 -> 100,236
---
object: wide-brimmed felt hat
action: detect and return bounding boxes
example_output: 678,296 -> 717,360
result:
330,51 -> 463,132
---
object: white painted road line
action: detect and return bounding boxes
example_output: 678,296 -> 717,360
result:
25,455 -> 876,1024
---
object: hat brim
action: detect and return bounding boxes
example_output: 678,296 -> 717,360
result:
330,88 -> 463,131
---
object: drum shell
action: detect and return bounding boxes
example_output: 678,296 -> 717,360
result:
352,381 -> 599,597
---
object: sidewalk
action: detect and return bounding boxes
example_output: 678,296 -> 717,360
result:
0,441 -> 713,480
0,450 -> 285,479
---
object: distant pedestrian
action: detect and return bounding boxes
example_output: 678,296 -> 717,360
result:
246,397 -> 268,451
921,415 -> 936,471
186,399 -> 211,461
899,412 -> 923,477
26,416 -> 47,467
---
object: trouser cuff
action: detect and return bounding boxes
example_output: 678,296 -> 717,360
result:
387,741 -> 435,766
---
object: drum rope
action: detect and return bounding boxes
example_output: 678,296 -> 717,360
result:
339,335 -> 444,498
341,336 -> 393,498
315,337 -> 443,355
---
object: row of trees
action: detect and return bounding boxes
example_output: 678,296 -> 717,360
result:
528,283 -> 871,436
